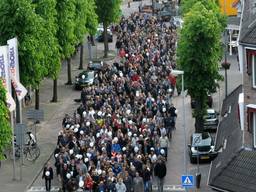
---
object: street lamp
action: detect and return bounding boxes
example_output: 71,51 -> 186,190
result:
223,0 -> 230,98
171,70 -> 188,184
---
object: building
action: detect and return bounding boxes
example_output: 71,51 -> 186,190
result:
238,0 -> 256,148
208,1 -> 256,191
219,0 -> 238,16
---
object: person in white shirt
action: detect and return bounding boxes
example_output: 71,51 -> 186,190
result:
116,178 -> 127,192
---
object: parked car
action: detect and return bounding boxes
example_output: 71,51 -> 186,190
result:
88,61 -> 108,72
96,27 -> 113,42
74,71 -> 95,90
188,132 -> 217,164
191,95 -> 213,108
203,109 -> 219,130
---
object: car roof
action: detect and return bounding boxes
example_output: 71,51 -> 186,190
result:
207,109 -> 215,114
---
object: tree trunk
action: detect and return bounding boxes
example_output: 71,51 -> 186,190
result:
194,96 -> 205,133
78,44 -> 84,70
103,22 -> 109,58
51,79 -> 58,102
66,58 -> 72,85
35,88 -> 39,110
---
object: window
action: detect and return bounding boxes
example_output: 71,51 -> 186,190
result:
253,55 -> 256,88
246,49 -> 256,88
253,113 -> 256,148
247,106 -> 256,148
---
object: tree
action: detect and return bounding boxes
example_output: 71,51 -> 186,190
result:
95,0 -> 121,57
181,0 -> 226,30
0,0 -> 48,110
0,80 -> 12,160
85,0 -> 98,36
33,0 -> 61,102
56,0 -> 76,85
177,2 -> 223,132
74,0 -> 89,70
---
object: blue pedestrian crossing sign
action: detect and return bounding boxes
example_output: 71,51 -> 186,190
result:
181,175 -> 194,187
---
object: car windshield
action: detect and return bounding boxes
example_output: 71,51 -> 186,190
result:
205,113 -> 216,119
91,63 -> 102,68
192,133 -> 211,147
205,110 -> 217,119
79,71 -> 94,79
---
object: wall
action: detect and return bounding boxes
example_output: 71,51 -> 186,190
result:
219,0 -> 238,16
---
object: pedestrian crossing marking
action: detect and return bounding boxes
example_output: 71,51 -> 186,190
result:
28,185 -> 185,192
181,175 -> 194,187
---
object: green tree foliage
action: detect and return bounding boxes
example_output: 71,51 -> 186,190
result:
33,0 -> 61,102
85,0 -> 98,35
95,0 -> 121,57
0,80 -> 12,160
56,0 -> 76,59
74,0 -> 87,44
181,0 -> 226,30
33,0 -> 61,80
177,2 -> 222,132
56,0 -> 76,84
0,0 -> 48,88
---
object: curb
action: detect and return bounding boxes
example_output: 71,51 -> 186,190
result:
24,151 -> 54,192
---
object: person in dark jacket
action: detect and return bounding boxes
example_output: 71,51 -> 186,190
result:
154,158 -> 166,192
42,162 -> 54,191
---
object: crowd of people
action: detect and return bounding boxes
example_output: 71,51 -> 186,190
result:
47,11 -> 178,192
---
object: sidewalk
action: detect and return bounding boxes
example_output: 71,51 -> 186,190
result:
0,35 -> 117,192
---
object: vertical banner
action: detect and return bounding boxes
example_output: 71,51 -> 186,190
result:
0,45 -> 16,111
7,37 -> 27,100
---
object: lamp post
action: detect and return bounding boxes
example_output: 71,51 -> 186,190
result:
223,0 -> 230,98
171,70 -> 187,190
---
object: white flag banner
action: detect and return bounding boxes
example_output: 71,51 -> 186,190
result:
7,37 -> 27,101
0,45 -> 16,112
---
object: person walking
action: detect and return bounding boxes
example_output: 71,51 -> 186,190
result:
42,162 -> 54,191
115,178 -> 127,192
133,172 -> 144,192
154,158 -> 166,192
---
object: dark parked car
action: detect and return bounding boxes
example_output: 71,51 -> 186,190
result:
191,95 -> 213,108
96,28 -> 113,43
203,109 -> 219,130
74,71 -> 95,90
88,61 -> 108,72
188,132 -> 217,164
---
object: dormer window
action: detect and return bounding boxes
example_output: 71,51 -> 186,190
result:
247,104 -> 256,148
246,49 -> 256,88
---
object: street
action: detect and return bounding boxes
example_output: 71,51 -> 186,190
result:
0,1 -> 242,192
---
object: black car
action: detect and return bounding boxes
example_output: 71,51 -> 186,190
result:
96,28 -> 113,43
74,71 -> 95,90
188,132 -> 217,164
88,61 -> 108,72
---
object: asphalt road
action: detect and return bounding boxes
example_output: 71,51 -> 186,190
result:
3,0 -> 241,192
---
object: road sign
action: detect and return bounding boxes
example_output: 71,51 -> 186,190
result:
26,109 -> 44,121
15,123 -> 26,146
181,175 -> 194,187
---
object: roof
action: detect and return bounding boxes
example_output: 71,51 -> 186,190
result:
208,85 -> 256,191
220,85 -> 242,117
209,148 -> 256,192
239,0 -> 256,44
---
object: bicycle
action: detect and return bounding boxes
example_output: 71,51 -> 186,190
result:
9,132 -> 40,162
9,143 -> 40,162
